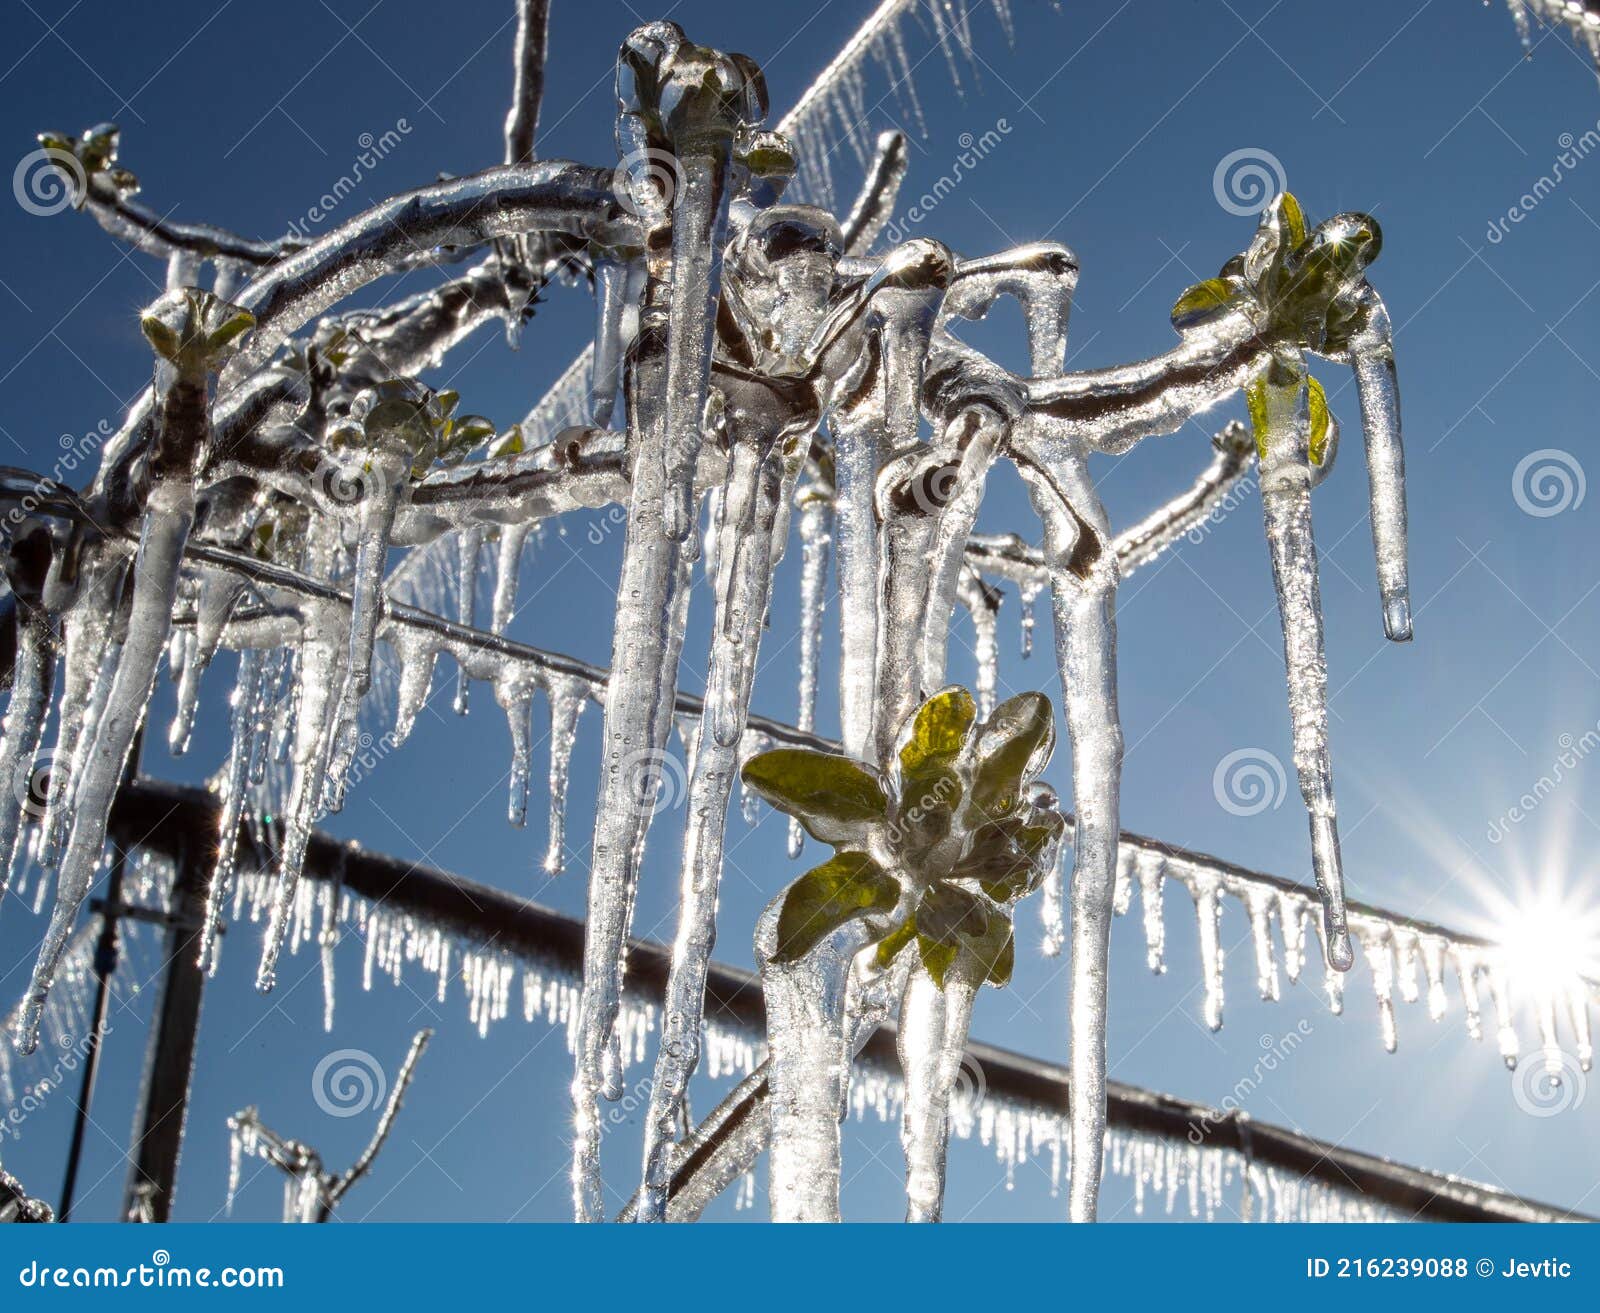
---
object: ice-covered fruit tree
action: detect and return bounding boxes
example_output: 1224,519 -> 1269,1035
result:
56,3 -> 1600,1229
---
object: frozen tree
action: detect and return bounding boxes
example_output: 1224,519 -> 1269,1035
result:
2,0 -> 1593,1227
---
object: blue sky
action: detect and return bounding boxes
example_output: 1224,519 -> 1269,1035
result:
1,0 -> 1599,1222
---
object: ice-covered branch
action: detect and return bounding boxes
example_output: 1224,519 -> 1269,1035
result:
503,0 -> 552,166
220,163 -> 636,388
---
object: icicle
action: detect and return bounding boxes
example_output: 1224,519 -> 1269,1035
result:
319,882 -> 338,1033
1419,934 -> 1449,1021
541,678 -> 588,876
20,481 -> 193,1053
257,634 -> 340,992
166,248 -> 200,290
1484,964 -> 1520,1067
638,427 -> 799,1220
1363,930 -> 1398,1054
0,608 -> 56,904
491,523 -> 531,634
789,486 -> 833,859
168,572 -> 243,756
590,255 -> 642,428
37,564 -> 122,867
831,408 -> 882,761
898,960 -> 979,1222
1278,892 -> 1308,983
1245,887 -> 1280,1001
1192,872 -> 1225,1030
496,678 -> 535,828
957,571 -> 1001,720
1112,843 -> 1136,916
390,632 -> 438,746
453,527 -> 485,714
1039,840 -> 1066,957
325,450 -> 406,807
1136,849 -> 1167,973
1455,948 -> 1484,1041
759,903 -> 875,1223
200,650 -> 264,975
1392,928 -> 1420,1005
1018,581 -> 1039,658
1251,364 -> 1352,972
167,628 -> 199,752
572,303 -> 696,1221
1348,292 -> 1410,642
1567,982 -> 1593,1071
1508,0 -> 1533,51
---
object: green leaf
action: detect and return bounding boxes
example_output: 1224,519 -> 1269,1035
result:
1307,375 -> 1331,468
965,915 -> 1015,987
895,763 -> 960,857
916,934 -> 960,989
488,424 -> 525,459
1277,191 -> 1308,250
897,686 -> 975,779
772,851 -> 899,964
916,882 -> 989,945
1243,191 -> 1305,292
874,916 -> 917,969
969,692 -> 1055,822
1170,277 -> 1250,333
741,748 -> 889,843
140,315 -> 182,363
204,308 -> 255,352
967,812 -> 1064,902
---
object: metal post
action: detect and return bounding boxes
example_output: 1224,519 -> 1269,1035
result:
57,844 -> 126,1222
121,838 -> 208,1223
